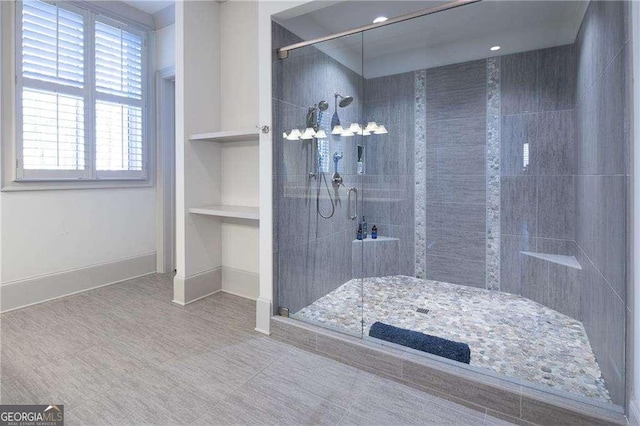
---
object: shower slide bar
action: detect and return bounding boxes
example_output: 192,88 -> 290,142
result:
276,0 -> 481,59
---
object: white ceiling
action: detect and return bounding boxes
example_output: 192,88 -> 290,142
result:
122,0 -> 173,14
276,0 -> 589,78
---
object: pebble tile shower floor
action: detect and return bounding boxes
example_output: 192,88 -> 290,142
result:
295,275 -> 611,403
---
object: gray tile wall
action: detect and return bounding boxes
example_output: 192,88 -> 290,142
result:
423,60 -> 487,288
273,24 -> 415,315
499,44 -> 579,319
272,23 -> 363,314
363,73 -> 416,278
574,0 -> 630,407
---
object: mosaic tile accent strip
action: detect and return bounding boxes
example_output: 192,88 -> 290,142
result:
295,275 -> 611,403
414,70 -> 427,279
486,57 -> 501,291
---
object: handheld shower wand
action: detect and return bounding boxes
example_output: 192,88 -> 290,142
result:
332,151 -> 343,185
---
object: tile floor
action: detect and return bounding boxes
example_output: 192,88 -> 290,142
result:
295,275 -> 610,403
0,274 -> 513,425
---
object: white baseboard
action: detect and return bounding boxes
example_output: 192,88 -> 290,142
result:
255,297 -> 272,335
0,253 -> 156,312
173,267 -> 222,305
630,397 -> 640,425
222,266 -> 259,300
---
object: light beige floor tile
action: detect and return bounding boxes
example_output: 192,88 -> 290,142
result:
225,374 -> 346,426
3,345 -> 149,408
0,273 -> 513,426
344,374 -> 487,426
262,349 -> 376,409
157,349 -> 263,400
102,365 -> 214,424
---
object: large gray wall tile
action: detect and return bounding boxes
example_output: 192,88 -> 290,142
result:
425,60 -> 486,93
426,61 -> 486,121
424,255 -> 486,288
578,250 -> 626,406
536,176 -> 575,240
500,176 -> 537,237
501,113 -> 537,176
537,110 -> 575,176
501,51 -> 537,114
538,44 -> 576,112
388,225 -> 415,277
437,145 -> 485,175
577,176 -> 626,300
438,175 -> 486,204
500,234 -> 535,295
576,0 -> 630,101
574,2 -> 629,406
425,230 -> 485,263
520,256 -> 549,307
427,117 -> 486,148
426,87 -> 487,121
438,202 -> 485,234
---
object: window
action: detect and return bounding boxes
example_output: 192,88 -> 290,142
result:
16,0 -> 148,181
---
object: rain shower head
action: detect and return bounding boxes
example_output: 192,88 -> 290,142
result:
335,93 -> 353,108
318,100 -> 329,111
339,96 -> 353,108
332,93 -> 352,129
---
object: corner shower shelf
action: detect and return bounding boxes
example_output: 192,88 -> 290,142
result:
190,129 -> 259,143
352,236 -> 399,243
520,252 -> 582,270
189,204 -> 259,220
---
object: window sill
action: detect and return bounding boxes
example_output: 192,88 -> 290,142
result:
1,179 -> 153,192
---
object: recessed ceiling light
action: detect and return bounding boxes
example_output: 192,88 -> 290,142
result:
373,16 -> 388,24
490,45 -> 501,51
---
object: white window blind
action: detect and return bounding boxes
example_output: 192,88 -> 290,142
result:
22,88 -> 85,170
17,0 -> 148,181
95,22 -> 142,100
22,0 -> 84,88
94,21 -> 144,173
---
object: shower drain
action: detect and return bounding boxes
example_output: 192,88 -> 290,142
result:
416,308 -> 430,315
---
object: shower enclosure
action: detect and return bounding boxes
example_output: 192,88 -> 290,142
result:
273,0 -> 630,412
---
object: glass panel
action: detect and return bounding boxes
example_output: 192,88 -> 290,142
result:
358,0 -> 626,409
272,26 -> 365,338
274,0 -> 628,411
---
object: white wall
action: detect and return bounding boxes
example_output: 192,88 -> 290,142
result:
219,0 -> 260,299
173,0 -> 222,304
0,2 -> 161,311
1,189 -> 156,283
156,23 -> 175,71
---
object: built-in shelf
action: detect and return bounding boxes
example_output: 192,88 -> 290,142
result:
352,236 -> 399,243
520,251 -> 582,270
189,204 -> 259,220
189,129 -> 260,143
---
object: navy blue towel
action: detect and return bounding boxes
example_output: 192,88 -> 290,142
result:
369,322 -> 471,364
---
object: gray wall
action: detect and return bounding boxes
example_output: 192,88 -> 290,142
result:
499,44 -> 579,319
422,60 -> 488,287
272,23 -> 362,314
362,73 -> 415,278
574,0 -> 630,407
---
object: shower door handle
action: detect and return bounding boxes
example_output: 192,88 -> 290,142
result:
347,187 -> 358,220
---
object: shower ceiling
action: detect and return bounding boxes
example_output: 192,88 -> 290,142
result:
275,0 -> 588,78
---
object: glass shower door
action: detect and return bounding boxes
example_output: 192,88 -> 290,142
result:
273,28 -> 365,338
357,21 -> 421,342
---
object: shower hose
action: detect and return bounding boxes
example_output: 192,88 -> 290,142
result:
317,171 -> 336,219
